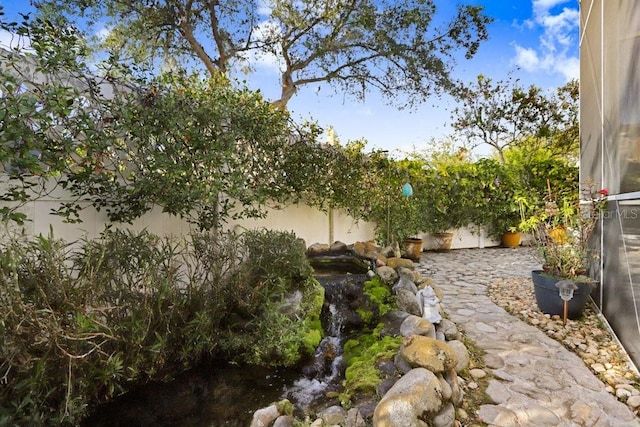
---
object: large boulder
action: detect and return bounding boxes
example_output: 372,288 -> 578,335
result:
306,243 -> 330,256
376,266 -> 399,286
398,335 -> 458,374
400,315 -> 436,338
373,368 -> 443,427
352,240 -> 380,259
395,289 -> 422,316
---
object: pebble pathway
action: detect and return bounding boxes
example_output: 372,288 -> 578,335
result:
416,247 -> 639,427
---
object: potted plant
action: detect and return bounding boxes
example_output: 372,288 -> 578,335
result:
363,155 -> 424,259
417,164 -> 473,251
519,180 -> 607,319
491,195 -> 535,247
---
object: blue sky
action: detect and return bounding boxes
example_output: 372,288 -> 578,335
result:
0,0 -> 579,155
287,0 -> 580,155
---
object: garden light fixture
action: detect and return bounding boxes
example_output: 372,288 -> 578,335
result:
556,280 -> 578,325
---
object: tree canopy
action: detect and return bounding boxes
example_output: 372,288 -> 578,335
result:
0,12 -> 371,230
34,0 -> 491,108
450,74 -> 579,163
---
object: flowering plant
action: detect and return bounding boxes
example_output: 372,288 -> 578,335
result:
519,180 -> 607,280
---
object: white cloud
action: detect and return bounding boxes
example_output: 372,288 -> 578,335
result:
553,55 -> 579,81
533,0 -> 570,16
236,19 -> 283,73
95,25 -> 112,42
513,45 -> 540,72
511,1 -> 579,82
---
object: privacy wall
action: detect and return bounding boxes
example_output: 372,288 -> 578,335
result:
581,0 -> 640,369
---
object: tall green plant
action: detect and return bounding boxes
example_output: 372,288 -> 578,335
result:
2,11 -> 377,231
0,228 -> 322,425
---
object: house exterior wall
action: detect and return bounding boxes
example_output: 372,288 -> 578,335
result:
581,0 -> 640,369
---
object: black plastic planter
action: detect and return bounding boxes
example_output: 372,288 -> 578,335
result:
531,270 -> 595,319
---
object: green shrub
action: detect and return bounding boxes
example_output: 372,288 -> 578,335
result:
0,227 -> 319,425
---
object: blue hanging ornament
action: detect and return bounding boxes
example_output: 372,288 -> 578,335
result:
402,182 -> 414,197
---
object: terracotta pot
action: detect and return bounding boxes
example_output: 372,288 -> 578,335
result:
431,232 -> 454,252
402,238 -> 423,261
501,231 -> 521,248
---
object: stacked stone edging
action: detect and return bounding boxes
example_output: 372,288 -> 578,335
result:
251,240 -> 477,427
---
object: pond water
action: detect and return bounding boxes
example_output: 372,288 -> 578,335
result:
84,271 -> 369,426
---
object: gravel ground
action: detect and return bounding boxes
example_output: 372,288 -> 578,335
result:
486,276 -> 640,417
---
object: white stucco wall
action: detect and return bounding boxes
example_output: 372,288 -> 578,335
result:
4,190 -> 505,250
3,190 -> 375,246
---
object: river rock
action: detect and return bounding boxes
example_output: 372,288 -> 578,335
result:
437,318 -> 459,340
386,257 -> 414,270
273,415 -> 295,427
329,241 -> 349,252
373,368 -> 443,426
444,369 -> 464,406
250,404 -> 280,427
346,407 -> 367,427
380,310 -> 411,337
394,352 -> 413,375
437,373 -> 453,400
433,402 -> 455,427
319,405 -> 347,425
353,240 -> 379,258
469,368 -> 487,379
393,274 -> 419,294
306,243 -> 330,256
396,289 -> 422,316
377,266 -> 399,286
400,315 -> 436,338
447,340 -> 470,372
627,395 -> 640,408
399,335 -> 458,373
397,266 -> 417,281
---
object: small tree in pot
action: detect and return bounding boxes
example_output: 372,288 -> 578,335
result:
519,180 -> 607,318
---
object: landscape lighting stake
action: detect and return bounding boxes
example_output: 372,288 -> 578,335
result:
556,280 -> 578,326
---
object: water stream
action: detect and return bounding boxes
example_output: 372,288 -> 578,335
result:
282,301 -> 346,410
84,271 -> 369,426
279,273 -> 369,412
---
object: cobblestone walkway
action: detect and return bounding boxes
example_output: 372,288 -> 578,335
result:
416,247 -> 639,427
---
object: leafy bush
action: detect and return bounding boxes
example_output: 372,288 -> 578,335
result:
0,227 -> 320,425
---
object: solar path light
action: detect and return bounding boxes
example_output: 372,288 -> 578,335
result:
556,280 -> 578,326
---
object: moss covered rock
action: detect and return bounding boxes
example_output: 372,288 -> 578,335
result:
398,335 -> 458,373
